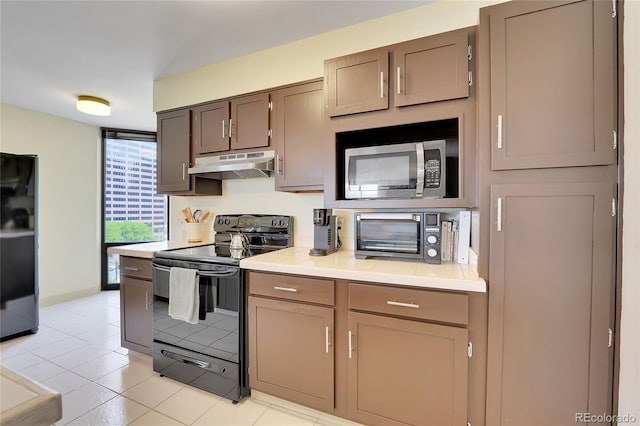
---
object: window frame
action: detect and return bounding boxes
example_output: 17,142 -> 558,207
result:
101,128 -> 168,290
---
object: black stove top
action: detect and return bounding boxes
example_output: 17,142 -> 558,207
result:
153,244 -> 274,265
154,214 -> 293,265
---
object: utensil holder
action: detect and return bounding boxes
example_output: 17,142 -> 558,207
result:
186,223 -> 203,243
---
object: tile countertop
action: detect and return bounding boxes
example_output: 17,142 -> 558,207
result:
107,240 -> 210,259
240,247 -> 486,293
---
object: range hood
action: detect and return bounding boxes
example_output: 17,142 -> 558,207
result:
188,150 -> 275,180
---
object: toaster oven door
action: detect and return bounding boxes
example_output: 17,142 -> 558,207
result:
354,212 -> 424,260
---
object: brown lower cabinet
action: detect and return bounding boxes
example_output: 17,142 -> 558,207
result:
248,297 -> 334,412
485,182 -> 616,425
247,271 -> 471,426
119,256 -> 153,355
347,312 -> 468,426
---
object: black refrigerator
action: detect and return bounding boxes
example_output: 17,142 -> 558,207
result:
0,152 -> 38,340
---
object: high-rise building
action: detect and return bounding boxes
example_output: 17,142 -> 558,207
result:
104,138 -> 167,240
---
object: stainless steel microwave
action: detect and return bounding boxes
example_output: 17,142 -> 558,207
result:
354,212 -> 441,264
344,140 -> 446,200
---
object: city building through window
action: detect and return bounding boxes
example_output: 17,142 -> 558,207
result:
102,129 -> 167,289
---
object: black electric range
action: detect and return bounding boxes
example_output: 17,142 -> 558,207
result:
151,214 -> 293,403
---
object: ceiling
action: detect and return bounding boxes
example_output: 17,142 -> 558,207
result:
0,0 -> 430,132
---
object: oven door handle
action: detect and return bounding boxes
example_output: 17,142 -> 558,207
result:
160,349 -> 227,374
197,269 -> 238,278
152,262 -> 238,277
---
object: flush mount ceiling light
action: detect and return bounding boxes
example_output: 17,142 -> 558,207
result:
77,95 -> 111,116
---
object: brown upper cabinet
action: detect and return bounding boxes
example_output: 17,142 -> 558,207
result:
489,0 -> 616,170
325,48 -> 389,117
272,80 -> 325,191
230,93 -> 271,151
192,101 -> 230,155
325,28 -> 473,118
394,27 -> 470,107
156,109 -> 221,195
157,109 -> 191,193
192,92 -> 271,157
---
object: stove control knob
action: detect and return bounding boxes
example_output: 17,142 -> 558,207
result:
427,235 -> 438,244
427,248 -> 438,258
225,219 -> 231,225
271,219 -> 277,226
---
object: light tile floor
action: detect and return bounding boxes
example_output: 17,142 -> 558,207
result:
0,291 -> 358,426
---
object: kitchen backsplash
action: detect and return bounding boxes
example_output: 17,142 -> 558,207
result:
170,178 -> 478,254
170,178 -> 324,248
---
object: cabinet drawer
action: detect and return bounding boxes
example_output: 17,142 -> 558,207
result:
249,272 -> 334,306
120,256 -> 152,280
349,283 -> 467,325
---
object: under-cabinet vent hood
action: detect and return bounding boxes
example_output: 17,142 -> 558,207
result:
188,150 -> 275,180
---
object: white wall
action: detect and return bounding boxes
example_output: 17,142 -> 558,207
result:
154,0 -> 506,112
170,179 -> 323,248
0,104 -> 101,306
619,1 -> 640,423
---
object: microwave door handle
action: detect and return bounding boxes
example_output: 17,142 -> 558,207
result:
416,143 -> 425,197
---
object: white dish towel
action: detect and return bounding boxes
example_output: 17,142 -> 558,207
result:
168,267 -> 199,324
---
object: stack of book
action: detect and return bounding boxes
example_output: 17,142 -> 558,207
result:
441,211 -> 471,264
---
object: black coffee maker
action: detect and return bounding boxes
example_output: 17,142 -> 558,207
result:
309,208 -> 339,256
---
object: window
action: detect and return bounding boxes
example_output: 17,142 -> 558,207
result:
101,128 -> 168,290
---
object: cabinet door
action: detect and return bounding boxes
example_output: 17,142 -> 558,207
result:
192,101 -> 230,155
248,297 -> 334,412
325,48 -> 389,117
486,182 -> 615,425
394,28 -> 470,107
272,81 -> 324,190
230,93 -> 270,150
121,276 -> 153,355
489,0 -> 616,170
157,109 -> 191,192
347,311 -> 468,426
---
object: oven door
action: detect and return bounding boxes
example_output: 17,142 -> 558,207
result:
354,212 -> 424,261
151,260 -> 247,401
345,142 -> 423,199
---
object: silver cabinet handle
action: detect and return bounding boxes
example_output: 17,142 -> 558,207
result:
497,197 -> 503,232
380,72 -> 384,98
325,326 -> 330,354
497,115 -> 503,149
182,163 -> 186,181
348,330 -> 354,359
276,155 -> 283,175
145,290 -> 149,310
397,66 -> 401,95
273,286 -> 297,293
387,300 -> 420,309
325,76 -> 329,108
229,118 -> 233,140
124,266 -> 139,272
222,119 -> 226,139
